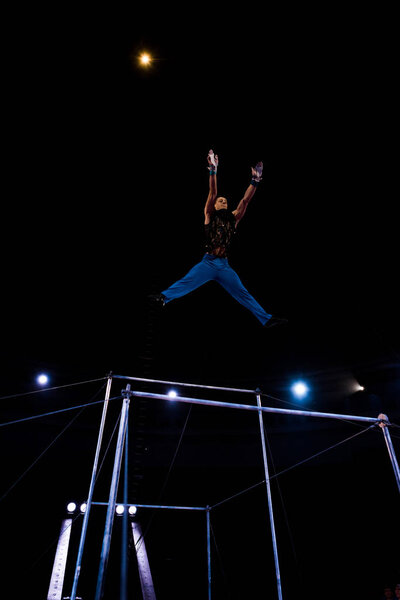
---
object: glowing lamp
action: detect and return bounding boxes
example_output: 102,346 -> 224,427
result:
37,373 -> 49,386
139,53 -> 152,66
291,381 -> 309,400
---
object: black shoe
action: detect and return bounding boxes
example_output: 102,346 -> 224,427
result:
148,293 -> 166,306
264,315 -> 288,329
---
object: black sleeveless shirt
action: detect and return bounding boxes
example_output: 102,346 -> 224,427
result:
205,209 -> 237,258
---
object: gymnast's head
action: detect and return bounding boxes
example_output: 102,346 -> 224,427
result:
214,196 -> 228,210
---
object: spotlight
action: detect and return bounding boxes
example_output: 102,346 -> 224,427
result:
351,381 -> 365,393
80,503 -> 87,514
67,502 -> 77,513
168,390 -> 177,399
291,381 -> 309,400
139,52 -> 152,66
36,373 -> 49,386
128,505 -> 137,516
116,505 -> 125,515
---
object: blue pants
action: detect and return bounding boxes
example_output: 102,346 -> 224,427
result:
162,253 -> 272,325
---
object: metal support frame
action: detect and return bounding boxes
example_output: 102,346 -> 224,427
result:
120,417 -> 129,600
70,376 -> 112,600
47,518 -> 73,600
379,413 -> 400,493
131,520 -> 157,600
257,391 -> 282,600
119,389 -> 380,424
95,384 -> 132,600
206,507 -> 211,600
65,374 -> 399,600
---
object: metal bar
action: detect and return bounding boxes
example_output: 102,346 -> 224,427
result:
120,420 -> 129,600
131,521 -> 157,600
207,508 -> 211,600
95,386 -> 131,600
378,413 -> 400,493
126,390 -> 379,424
113,374 -> 256,394
47,519 -> 72,600
257,393 -> 283,600
92,501 -> 207,511
71,376 -> 113,600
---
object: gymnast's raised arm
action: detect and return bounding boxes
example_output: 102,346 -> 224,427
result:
232,161 -> 263,226
204,149 -> 218,225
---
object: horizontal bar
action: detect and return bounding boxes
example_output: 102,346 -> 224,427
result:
113,374 -> 256,394
125,390 -> 379,424
92,502 -> 207,511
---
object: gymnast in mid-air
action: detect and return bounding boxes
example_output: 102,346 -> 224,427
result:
151,149 -> 287,328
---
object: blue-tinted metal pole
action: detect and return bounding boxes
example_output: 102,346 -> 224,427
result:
206,508 -> 211,600
95,385 -> 131,600
120,420 -> 129,600
379,414 -> 400,493
92,501 -> 207,511
131,521 -> 157,600
48,519 -> 73,600
71,376 -> 113,600
126,390 -> 379,424
113,373 -> 256,394
257,392 -> 283,600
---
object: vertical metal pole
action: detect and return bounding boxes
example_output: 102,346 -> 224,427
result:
207,508 -> 211,600
120,420 -> 129,600
47,518 -> 73,600
95,385 -> 132,600
378,413 -> 400,493
71,375 -> 113,600
131,521 -> 157,599
256,392 -> 283,600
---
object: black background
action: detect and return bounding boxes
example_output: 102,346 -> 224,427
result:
1,5 -> 399,599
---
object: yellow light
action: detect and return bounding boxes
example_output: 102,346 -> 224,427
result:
139,53 -> 152,66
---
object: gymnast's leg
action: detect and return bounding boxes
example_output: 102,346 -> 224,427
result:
215,261 -> 273,325
160,254 -> 217,304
